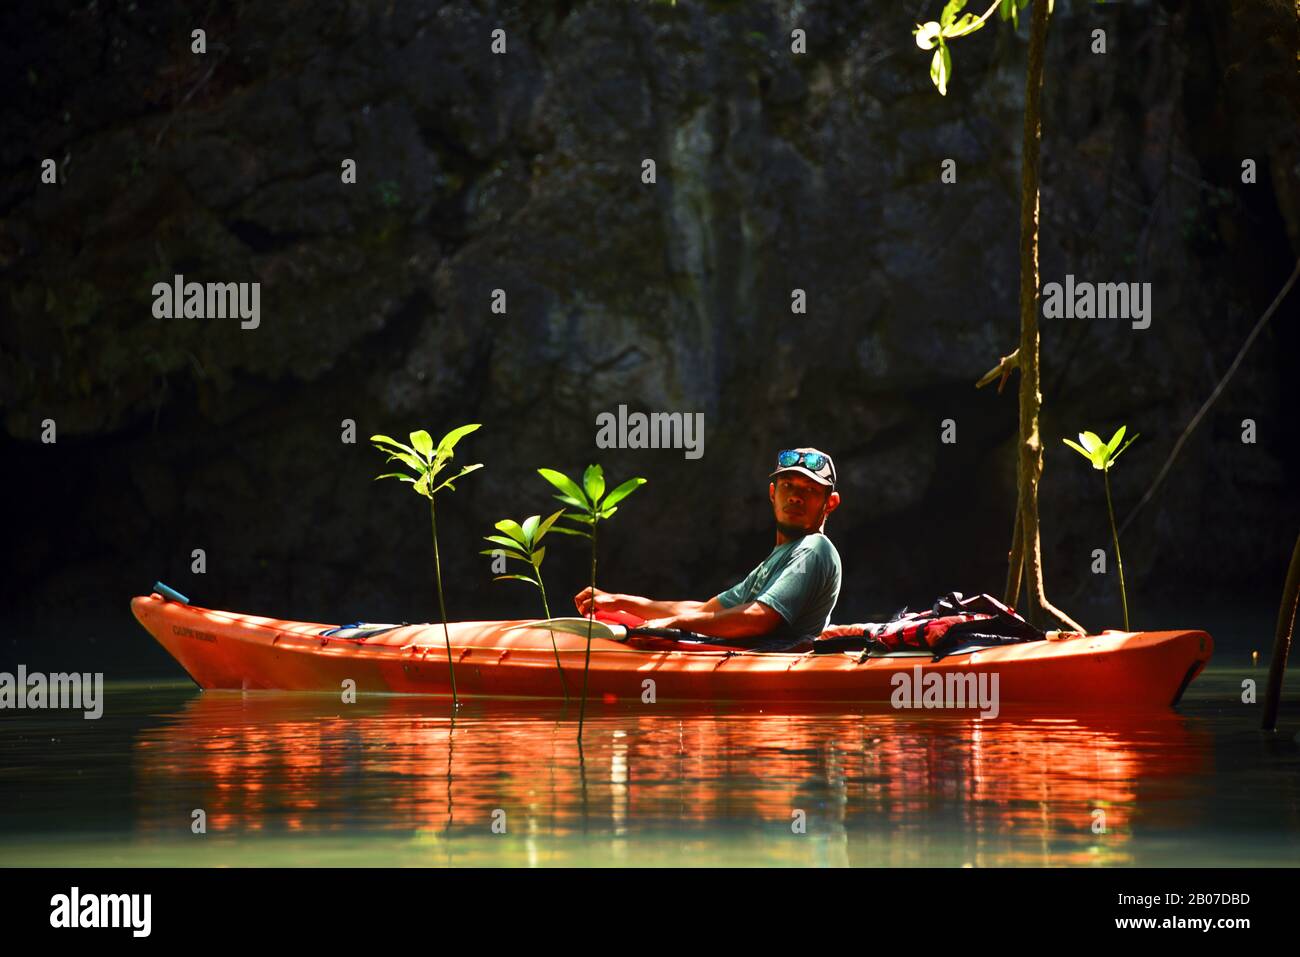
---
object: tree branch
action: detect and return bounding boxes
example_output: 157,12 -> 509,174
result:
976,347 -> 1020,392
1119,257 -> 1300,536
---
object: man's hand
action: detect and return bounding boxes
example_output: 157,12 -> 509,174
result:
572,592 -> 721,620
573,586 -> 621,617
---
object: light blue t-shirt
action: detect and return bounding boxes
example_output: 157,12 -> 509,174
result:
715,532 -> 842,642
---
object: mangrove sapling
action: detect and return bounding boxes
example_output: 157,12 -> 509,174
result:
538,465 -> 646,736
481,509 -> 570,699
372,424 -> 484,707
1063,427 -> 1139,630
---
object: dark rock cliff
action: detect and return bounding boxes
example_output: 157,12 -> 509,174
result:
1,0 -> 1297,649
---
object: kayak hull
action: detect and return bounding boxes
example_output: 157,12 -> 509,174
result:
131,594 -> 1213,710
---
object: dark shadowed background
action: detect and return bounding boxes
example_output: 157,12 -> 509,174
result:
1,0 -> 1297,674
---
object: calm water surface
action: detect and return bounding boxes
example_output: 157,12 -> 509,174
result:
1,667 -> 1298,866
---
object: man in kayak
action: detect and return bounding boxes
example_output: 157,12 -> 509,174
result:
574,448 -> 842,650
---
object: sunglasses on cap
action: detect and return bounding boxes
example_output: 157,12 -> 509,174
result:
776,449 -> 828,472
774,449 -> 836,487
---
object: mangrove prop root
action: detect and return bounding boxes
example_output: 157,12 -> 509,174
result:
1262,531 -> 1300,731
1005,506 -> 1025,608
1033,578 -> 1086,634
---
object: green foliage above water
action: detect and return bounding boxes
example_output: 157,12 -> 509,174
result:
1064,426 -> 1139,630
537,464 -> 646,736
483,508 -> 570,698
373,423 -> 484,706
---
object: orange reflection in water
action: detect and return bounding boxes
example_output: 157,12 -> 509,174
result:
133,695 -> 1212,865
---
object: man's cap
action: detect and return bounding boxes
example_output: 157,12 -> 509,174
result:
770,447 -> 837,488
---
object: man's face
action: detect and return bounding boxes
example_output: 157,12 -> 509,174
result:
769,474 -> 841,534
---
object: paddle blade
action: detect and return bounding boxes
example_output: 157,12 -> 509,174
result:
503,618 -> 626,642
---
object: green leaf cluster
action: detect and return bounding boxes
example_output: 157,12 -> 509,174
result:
913,1 -> 986,96
914,0 -> 1060,96
1062,425 -> 1138,472
481,509 -> 566,589
536,465 -> 647,539
372,424 -> 484,498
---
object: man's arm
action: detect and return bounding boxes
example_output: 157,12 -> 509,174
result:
819,622 -> 869,638
646,600 -> 784,638
574,588 -> 725,620
660,539 -> 834,639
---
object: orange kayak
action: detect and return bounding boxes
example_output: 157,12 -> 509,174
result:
131,593 -> 1213,710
